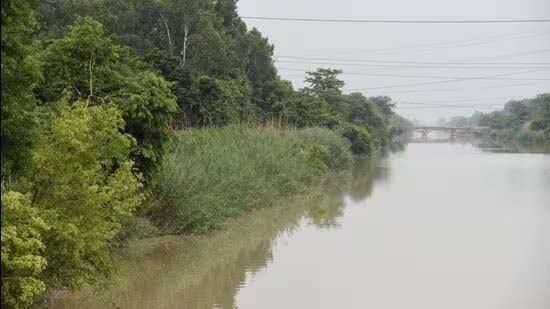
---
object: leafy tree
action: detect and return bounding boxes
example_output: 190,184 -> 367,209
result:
256,78 -> 294,121
27,102 -> 144,289
193,75 -> 253,126
38,17 -> 177,180
504,100 -> 530,124
370,96 -> 395,116
244,29 -> 277,103
284,89 -> 330,127
1,0 -> 42,175
304,68 -> 347,118
305,68 -> 345,94
346,92 -> 388,141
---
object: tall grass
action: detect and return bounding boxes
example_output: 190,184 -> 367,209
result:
149,126 -> 351,234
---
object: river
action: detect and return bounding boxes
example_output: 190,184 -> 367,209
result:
46,142 -> 550,309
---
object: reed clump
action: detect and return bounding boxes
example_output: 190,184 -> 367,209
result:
150,126 -> 352,234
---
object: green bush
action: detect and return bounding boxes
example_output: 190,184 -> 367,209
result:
340,124 -> 374,156
305,143 -> 331,172
298,128 -> 352,170
150,126 -> 352,234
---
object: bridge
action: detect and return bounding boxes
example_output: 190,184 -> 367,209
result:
410,126 -> 489,138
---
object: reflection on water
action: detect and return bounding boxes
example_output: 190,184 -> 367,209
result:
45,143 -> 550,309
45,157 -> 387,309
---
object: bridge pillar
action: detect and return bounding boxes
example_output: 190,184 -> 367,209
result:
421,129 -> 429,139
450,129 -> 457,139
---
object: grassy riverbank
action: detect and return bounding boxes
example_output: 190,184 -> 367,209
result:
146,126 -> 352,234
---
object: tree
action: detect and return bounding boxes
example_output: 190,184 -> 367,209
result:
28,102 -> 144,290
370,96 -> 395,116
38,17 -> 177,181
305,68 -> 345,94
244,28 -> 277,106
193,75 -> 253,126
304,68 -> 348,123
1,0 -> 42,175
504,100 -> 530,123
284,89 -> 330,127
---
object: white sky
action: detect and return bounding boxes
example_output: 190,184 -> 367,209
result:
237,0 -> 550,124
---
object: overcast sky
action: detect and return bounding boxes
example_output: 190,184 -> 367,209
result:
237,0 -> 550,124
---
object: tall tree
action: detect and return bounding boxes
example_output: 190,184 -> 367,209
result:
1,0 -> 42,175
38,17 -> 177,180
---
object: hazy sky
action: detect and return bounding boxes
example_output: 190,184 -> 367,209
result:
237,0 -> 550,124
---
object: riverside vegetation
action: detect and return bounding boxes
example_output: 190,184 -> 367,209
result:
1,1 -> 407,307
440,93 -> 550,147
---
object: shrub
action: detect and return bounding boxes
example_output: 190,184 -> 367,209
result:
298,128 -> 352,170
305,143 -> 331,172
340,124 -> 374,156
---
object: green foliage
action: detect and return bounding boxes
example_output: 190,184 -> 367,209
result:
193,76 -> 253,126
150,127 -> 352,234
284,90 -> 330,127
305,143 -> 331,172
370,96 -> 396,116
473,93 -> 550,146
38,17 -> 177,181
1,191 -> 48,309
26,103 -> 144,289
151,127 -> 313,233
340,124 -> 374,156
298,128 -> 353,170
1,0 -> 42,175
346,92 -> 388,145
305,68 -> 345,94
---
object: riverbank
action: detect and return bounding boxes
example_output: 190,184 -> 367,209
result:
42,155 -> 380,308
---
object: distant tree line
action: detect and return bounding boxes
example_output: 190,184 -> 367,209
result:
439,94 -> 550,144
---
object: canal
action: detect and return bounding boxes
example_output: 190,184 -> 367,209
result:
46,142 -> 550,309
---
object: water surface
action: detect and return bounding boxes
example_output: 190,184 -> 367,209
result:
47,143 -> 550,309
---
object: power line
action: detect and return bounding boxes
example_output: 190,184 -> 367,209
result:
241,16 -> 550,24
275,60 -> 550,70
395,102 -> 503,108
276,56 -> 550,65
393,96 -> 527,104
396,105 -> 500,109
310,32 -> 547,58
278,69 -> 550,81
352,81 -> 549,94
345,69 -> 549,91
